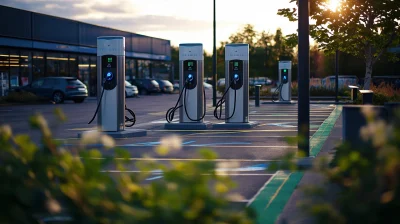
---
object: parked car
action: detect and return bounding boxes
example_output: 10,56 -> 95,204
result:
173,80 -> 179,91
130,78 -> 160,95
16,77 -> 87,103
125,80 -> 138,97
156,80 -> 174,93
203,82 -> 213,89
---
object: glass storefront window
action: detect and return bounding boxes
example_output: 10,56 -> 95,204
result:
33,51 -> 44,81
9,50 -> 20,87
78,55 -> 90,87
152,61 -> 170,80
126,58 -> 135,82
20,51 -> 31,86
138,60 -> 150,79
89,56 -> 97,96
69,54 -> 78,77
0,48 -> 10,96
47,53 -> 69,77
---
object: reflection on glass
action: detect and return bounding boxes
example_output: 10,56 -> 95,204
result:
79,55 -> 89,87
47,53 -> 68,76
90,56 -> 97,96
9,50 -> 19,87
126,58 -> 135,81
20,51 -> 31,86
69,54 -> 78,77
33,51 -> 44,81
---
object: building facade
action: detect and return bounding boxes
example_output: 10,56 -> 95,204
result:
0,5 -> 171,96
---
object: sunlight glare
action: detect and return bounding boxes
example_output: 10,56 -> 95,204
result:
327,0 -> 341,11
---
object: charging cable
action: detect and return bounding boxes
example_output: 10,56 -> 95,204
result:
213,79 -> 237,120
166,78 -> 206,123
88,79 -> 136,127
272,82 -> 285,102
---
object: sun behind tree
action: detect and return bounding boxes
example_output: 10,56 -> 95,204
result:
327,0 -> 341,11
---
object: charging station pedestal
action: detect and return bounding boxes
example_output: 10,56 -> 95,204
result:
165,43 -> 209,130
79,36 -> 146,138
278,61 -> 296,104
264,60 -> 296,104
212,43 -> 258,129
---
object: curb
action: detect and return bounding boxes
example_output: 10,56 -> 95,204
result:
248,105 -> 343,224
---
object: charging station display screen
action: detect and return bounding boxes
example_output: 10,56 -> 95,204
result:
184,60 -> 196,71
233,61 -> 241,71
102,55 -> 117,90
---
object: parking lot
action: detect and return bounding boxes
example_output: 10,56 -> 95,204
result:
0,89 -> 339,214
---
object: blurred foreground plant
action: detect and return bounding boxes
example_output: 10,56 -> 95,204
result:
297,107 -> 400,224
0,109 -> 255,223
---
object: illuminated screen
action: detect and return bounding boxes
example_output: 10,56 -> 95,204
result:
188,61 -> 193,66
108,57 -> 112,63
234,62 -> 239,67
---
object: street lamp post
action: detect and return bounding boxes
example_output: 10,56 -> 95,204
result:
298,0 -> 310,157
212,0 -> 217,107
335,49 -> 339,103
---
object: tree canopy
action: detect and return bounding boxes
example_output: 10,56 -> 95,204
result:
278,0 -> 400,89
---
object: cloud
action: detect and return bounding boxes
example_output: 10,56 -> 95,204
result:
83,15 -> 221,33
1,0 -> 220,33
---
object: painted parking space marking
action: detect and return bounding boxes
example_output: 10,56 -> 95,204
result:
247,105 -> 342,224
145,176 -> 163,181
123,140 -> 195,147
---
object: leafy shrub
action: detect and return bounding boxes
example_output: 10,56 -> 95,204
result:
298,107 -> 400,224
1,91 -> 44,104
355,83 -> 400,105
0,109 -> 256,223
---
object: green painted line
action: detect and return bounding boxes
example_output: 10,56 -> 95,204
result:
248,105 -> 343,223
310,105 -> 342,157
249,172 -> 304,224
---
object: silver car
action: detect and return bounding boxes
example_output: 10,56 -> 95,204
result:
125,81 -> 138,97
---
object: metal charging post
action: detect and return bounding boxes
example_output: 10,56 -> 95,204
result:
212,43 -> 258,129
79,36 -> 146,138
164,43 -> 208,130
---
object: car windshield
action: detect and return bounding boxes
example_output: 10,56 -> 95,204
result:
125,81 -> 132,86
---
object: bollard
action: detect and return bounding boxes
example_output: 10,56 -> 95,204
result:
348,85 -> 359,102
359,90 -> 373,104
255,85 -> 261,107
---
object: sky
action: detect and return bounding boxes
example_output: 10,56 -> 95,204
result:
1,0 -> 300,54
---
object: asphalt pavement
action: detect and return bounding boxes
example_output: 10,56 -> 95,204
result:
0,89 -> 338,221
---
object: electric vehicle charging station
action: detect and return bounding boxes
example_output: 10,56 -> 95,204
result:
165,43 -> 208,130
272,60 -> 295,104
212,43 -> 258,129
80,36 -> 146,138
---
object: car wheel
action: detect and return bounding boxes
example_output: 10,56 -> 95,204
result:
52,91 -> 64,104
73,98 -> 85,103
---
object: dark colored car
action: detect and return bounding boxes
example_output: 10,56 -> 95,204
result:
18,77 -> 88,103
156,80 -> 174,93
130,79 -> 160,95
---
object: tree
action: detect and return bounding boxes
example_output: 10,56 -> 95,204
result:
278,0 -> 400,89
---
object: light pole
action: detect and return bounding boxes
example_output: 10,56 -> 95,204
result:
298,0 -> 310,157
212,0 -> 217,107
335,49 -> 339,103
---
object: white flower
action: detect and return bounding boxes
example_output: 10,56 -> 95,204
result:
159,135 -> 182,152
101,134 -> 115,148
80,131 -> 101,145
